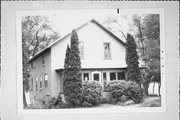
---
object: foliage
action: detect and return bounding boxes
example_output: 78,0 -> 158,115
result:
22,16 -> 60,107
106,80 -> 142,104
117,100 -> 135,106
126,81 -> 143,103
81,81 -> 102,107
126,33 -> 142,85
63,30 -> 82,107
45,95 -> 68,109
22,16 -> 60,90
104,14 -> 160,96
131,14 -> 160,96
147,102 -> 161,107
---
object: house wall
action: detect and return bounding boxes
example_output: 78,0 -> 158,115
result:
29,49 -> 51,105
50,22 -> 127,97
51,22 -> 127,70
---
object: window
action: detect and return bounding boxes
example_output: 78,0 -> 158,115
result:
103,73 -> 107,80
79,41 -> 84,59
110,72 -> 116,81
103,72 -> 107,89
103,42 -> 111,59
44,74 -> 48,88
117,72 -> 125,80
42,55 -> 45,66
40,76 -> 43,89
93,74 -> 100,81
36,77 -> 38,92
83,73 -> 89,81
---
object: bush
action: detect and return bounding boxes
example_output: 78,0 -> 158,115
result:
81,81 -> 102,107
147,101 -> 161,107
126,81 -> 143,103
117,100 -> 135,106
45,95 -> 68,109
106,80 -> 142,104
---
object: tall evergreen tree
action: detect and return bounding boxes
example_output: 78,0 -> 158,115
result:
126,33 -> 142,86
63,30 -> 82,107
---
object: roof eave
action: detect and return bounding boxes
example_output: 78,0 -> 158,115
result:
91,19 -> 126,46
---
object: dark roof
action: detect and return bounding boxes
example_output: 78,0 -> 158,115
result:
29,19 -> 126,62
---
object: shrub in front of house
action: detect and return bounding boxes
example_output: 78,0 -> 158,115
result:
125,81 -> 143,103
45,95 -> 68,109
106,80 -> 128,103
147,101 -> 161,107
63,30 -> 82,107
105,80 -> 142,105
81,81 -> 102,107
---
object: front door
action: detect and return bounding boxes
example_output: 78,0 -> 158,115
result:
92,71 -> 101,84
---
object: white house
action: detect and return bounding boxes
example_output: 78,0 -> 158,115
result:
29,19 -> 133,105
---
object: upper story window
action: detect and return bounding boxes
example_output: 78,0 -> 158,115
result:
44,74 -> 48,88
79,41 -> 84,59
42,55 -> 45,66
103,42 -> 111,59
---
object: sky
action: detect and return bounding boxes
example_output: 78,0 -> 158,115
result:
46,9 -> 133,41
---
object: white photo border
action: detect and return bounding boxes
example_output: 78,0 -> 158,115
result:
16,8 -> 166,114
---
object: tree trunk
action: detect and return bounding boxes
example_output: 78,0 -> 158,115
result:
23,90 -> 28,109
143,82 -> 149,97
153,81 -> 155,95
158,83 -> 161,96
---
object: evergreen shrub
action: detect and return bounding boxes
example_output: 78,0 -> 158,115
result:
81,81 -> 102,107
106,80 -> 142,104
45,95 -> 68,109
63,30 -> 82,107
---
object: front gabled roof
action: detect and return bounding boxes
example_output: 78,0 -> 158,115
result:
29,19 -> 126,62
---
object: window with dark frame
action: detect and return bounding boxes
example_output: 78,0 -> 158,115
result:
40,76 -> 43,89
35,77 -> 38,92
110,72 -> 116,80
103,72 -> 107,90
83,73 -> 89,81
117,72 -> 125,80
103,72 -> 107,80
42,55 -> 45,66
103,42 -> 111,59
93,74 -> 100,81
